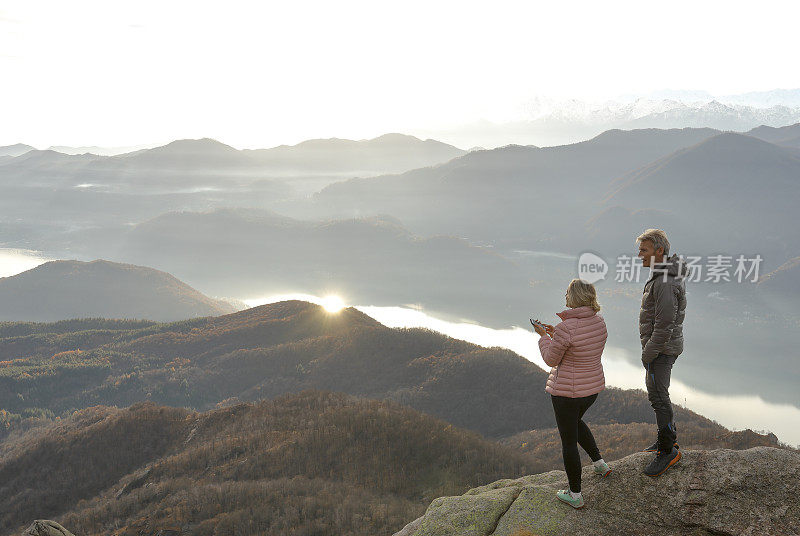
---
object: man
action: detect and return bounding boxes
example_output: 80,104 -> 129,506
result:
636,228 -> 688,477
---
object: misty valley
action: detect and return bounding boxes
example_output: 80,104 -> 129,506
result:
6,4 -> 800,534
1,124 -> 799,536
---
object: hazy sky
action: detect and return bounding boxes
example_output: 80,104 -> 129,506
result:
2,0 -> 799,148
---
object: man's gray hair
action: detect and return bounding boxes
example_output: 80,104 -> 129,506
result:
636,228 -> 670,257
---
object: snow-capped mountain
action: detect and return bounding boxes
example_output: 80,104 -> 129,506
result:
414,90 -> 800,149
521,93 -> 800,126
522,96 -> 696,122
718,89 -> 800,108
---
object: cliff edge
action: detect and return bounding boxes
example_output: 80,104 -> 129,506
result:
393,446 -> 799,536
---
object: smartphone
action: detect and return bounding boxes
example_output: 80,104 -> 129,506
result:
530,318 -> 545,329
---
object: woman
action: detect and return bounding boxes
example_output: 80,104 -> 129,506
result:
532,278 -> 611,509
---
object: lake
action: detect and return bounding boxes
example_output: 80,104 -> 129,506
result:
247,293 -> 800,447
1,249 -> 796,447
0,248 -> 51,277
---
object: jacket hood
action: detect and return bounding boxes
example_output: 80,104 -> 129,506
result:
650,253 -> 689,279
556,305 -> 598,320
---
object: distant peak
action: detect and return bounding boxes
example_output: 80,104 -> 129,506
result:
156,138 -> 239,153
698,131 -> 782,149
370,133 -> 420,142
12,149 -> 75,162
0,142 -> 36,157
701,99 -> 734,111
31,258 -> 166,274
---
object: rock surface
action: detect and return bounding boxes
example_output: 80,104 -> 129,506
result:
22,520 -> 75,536
394,447 -> 800,536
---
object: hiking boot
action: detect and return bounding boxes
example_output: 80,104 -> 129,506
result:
643,439 -> 679,453
556,489 -> 585,509
593,460 -> 612,477
643,447 -> 682,477
644,422 -> 679,452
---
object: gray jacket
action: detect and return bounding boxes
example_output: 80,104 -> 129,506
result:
639,253 -> 688,364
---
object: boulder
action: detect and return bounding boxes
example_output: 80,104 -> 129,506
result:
22,520 -> 75,536
395,447 -> 800,536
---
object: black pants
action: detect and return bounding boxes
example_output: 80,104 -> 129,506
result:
646,353 -> 678,448
551,393 -> 601,493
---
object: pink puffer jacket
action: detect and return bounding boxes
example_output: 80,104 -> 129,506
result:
538,305 -> 607,398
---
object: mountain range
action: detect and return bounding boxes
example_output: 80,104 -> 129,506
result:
312,126 -> 800,265
411,97 -> 800,148
1,300 -> 721,439
592,131 -> 800,257
3,87 -> 800,536
0,144 -> 35,158
0,134 -> 466,248
312,126 -> 722,241
747,122 -> 800,148
1,133 -> 464,183
0,391 -> 534,536
2,124 -> 799,408
0,121 -> 800,405
1,392 -> 784,536
46,143 -> 158,156
105,208 -> 530,310
0,300 -> 787,536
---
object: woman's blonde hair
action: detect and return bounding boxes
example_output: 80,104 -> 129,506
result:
566,278 -> 601,312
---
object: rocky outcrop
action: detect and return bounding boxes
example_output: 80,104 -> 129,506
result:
394,447 -> 800,536
22,520 -> 74,536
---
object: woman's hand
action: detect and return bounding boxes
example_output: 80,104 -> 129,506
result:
533,322 -> 548,337
544,323 -> 555,336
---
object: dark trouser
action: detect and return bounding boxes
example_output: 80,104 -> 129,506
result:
551,393 -> 602,493
646,353 -> 678,450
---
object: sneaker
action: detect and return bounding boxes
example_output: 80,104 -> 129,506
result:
556,489 -> 585,509
643,447 -> 682,477
593,460 -> 612,477
643,440 -> 679,453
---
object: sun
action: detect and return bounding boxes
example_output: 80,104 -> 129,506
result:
321,295 -> 345,313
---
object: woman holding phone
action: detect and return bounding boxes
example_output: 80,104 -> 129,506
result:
532,278 -> 611,509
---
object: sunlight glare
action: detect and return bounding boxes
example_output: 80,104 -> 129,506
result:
322,295 -> 345,313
